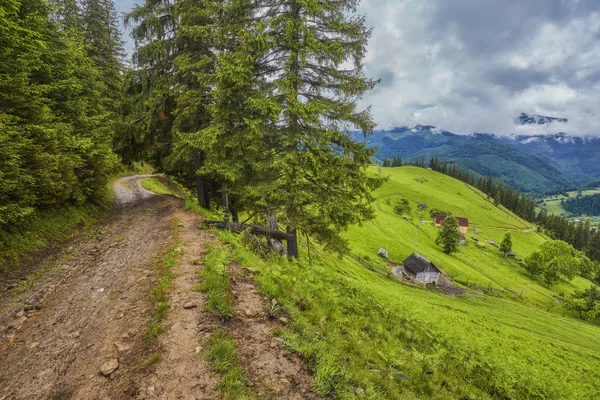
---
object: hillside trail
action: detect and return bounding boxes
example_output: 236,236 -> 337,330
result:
0,176 -> 318,399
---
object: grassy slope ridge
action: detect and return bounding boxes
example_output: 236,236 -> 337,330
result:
202,166 -> 600,399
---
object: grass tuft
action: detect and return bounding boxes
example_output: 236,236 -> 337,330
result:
139,353 -> 161,370
205,329 -> 255,399
141,177 -> 179,197
144,219 -> 182,343
194,245 -> 236,320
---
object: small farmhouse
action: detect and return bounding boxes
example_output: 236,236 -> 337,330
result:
434,215 -> 469,235
402,253 -> 441,284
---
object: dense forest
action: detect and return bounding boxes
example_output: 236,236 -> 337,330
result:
1,0 -> 381,257
0,0 -> 124,254
562,193 -> 600,216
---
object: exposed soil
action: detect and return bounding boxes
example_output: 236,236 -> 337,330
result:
0,175 -> 180,400
134,211 -> 220,400
0,175 -> 319,400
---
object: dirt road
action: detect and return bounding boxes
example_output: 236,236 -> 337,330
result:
0,176 -> 317,400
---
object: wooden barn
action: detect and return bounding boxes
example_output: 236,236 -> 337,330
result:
401,253 -> 441,284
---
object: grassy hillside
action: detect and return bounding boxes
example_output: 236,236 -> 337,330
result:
215,226 -> 600,399
346,166 -> 591,308
183,167 -> 600,398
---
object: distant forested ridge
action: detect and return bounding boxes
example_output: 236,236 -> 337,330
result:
353,126 -> 600,194
563,194 -> 600,216
0,0 -> 124,247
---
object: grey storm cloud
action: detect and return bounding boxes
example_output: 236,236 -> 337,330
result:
358,0 -> 600,135
117,0 -> 600,135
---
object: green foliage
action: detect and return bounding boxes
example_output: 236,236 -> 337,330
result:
0,0 -> 119,260
141,177 -> 182,198
589,230 -> 600,261
205,329 -> 256,399
81,0 -> 125,114
435,215 -> 460,254
121,0 -> 382,255
499,232 -> 512,254
523,240 -> 587,287
562,193 -> 600,216
565,285 -> 600,321
118,0 -> 178,169
429,208 -> 448,219
524,251 -> 545,278
393,199 -> 411,215
145,241 -> 181,341
138,353 -> 161,370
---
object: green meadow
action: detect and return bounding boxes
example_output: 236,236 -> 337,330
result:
203,166 -> 600,399
346,166 -> 591,308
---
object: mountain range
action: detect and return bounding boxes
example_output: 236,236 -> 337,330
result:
352,124 -> 600,194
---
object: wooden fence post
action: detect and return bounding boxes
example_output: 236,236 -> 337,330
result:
287,229 -> 299,259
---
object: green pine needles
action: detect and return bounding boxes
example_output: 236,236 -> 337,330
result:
435,215 -> 461,254
122,0 -> 383,254
1,0 -> 123,260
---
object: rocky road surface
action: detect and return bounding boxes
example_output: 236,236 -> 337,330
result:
0,176 -> 317,400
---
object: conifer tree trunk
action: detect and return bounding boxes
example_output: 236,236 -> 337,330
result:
194,150 -> 210,209
221,182 -> 230,222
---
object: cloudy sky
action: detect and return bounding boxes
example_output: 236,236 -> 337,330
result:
116,0 -> 600,136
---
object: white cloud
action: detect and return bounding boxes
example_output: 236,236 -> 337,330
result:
358,0 -> 600,135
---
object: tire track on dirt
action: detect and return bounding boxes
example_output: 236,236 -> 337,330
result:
227,262 -> 319,399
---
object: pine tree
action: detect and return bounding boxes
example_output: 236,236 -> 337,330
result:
589,230 -> 600,262
500,232 -> 512,254
1,0 -> 115,242
118,0 -> 178,169
81,0 -> 125,113
239,0 -> 383,253
435,215 -> 460,254
494,191 -> 501,206
180,0 -> 271,219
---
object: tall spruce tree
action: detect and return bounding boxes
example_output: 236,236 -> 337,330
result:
173,0 -> 270,215
118,0 -> 178,169
81,0 -> 125,113
1,0 -> 116,250
248,0 -> 382,252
